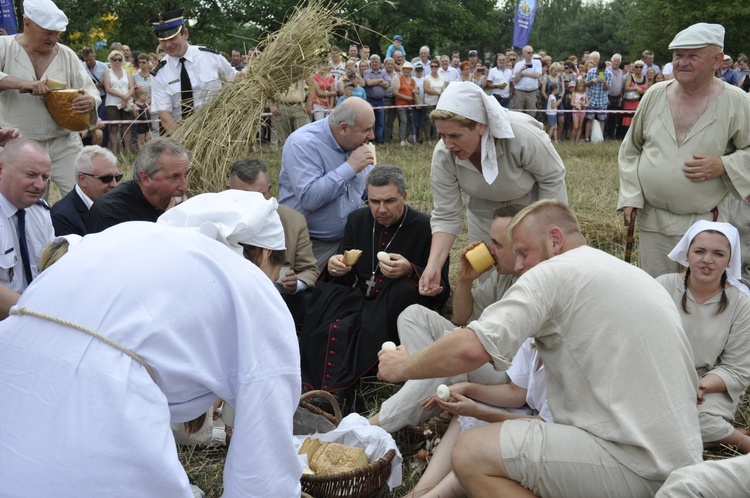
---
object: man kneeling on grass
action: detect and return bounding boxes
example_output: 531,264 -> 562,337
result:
378,200 -> 702,497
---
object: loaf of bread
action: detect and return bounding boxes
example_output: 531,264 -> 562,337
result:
365,142 -> 377,165
343,249 -> 362,266
310,442 -> 369,475
298,436 -> 322,460
45,89 -> 89,131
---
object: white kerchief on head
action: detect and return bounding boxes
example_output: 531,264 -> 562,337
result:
435,81 -> 514,185
667,220 -> 749,295
157,190 -> 286,255
23,0 -> 68,31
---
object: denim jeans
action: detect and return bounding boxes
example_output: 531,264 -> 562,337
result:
366,97 -> 385,143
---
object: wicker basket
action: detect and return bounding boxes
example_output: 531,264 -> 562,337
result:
299,391 -> 395,498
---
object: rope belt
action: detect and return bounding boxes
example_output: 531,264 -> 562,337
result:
10,307 -> 156,382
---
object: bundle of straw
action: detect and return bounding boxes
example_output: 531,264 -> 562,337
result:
174,0 -> 344,195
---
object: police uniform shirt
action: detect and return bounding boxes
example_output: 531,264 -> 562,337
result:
151,44 -> 237,122
0,193 -> 54,293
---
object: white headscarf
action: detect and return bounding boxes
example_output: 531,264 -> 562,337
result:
157,190 -> 286,255
667,220 -> 750,295
435,81 -> 515,184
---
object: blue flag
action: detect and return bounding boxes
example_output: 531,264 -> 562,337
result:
0,0 -> 18,34
512,0 -> 538,48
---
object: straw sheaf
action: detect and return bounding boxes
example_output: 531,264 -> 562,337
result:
173,0 -> 345,195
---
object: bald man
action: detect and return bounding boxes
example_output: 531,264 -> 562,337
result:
279,97 -> 376,268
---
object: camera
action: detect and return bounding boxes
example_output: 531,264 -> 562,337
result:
526,63 -> 532,69
478,68 -> 485,73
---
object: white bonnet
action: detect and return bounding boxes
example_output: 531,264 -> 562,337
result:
157,190 -> 285,255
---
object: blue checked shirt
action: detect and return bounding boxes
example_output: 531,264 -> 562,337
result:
585,68 -> 612,109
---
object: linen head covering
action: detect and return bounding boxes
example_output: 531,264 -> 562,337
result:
435,81 -> 515,184
23,0 -> 68,31
157,190 -> 285,255
667,220 -> 749,295
668,23 -> 724,50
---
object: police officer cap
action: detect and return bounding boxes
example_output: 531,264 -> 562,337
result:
668,23 -> 724,50
23,0 -> 68,32
150,8 -> 185,41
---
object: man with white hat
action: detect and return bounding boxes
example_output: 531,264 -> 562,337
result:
619,22 -> 750,278
0,0 -> 100,197
149,7 -> 239,135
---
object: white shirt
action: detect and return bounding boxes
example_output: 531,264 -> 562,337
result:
513,59 -> 542,91
506,338 -> 552,422
74,184 -> 94,209
0,193 -> 54,292
438,66 -> 460,83
151,44 -> 237,122
488,66 -> 511,98
0,222 -> 302,497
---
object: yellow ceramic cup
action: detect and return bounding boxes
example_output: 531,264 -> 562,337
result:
465,241 -> 494,273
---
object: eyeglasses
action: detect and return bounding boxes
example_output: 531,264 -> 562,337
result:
111,58 -> 123,62
82,172 -> 123,183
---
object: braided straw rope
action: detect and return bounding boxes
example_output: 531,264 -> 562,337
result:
10,307 -> 156,382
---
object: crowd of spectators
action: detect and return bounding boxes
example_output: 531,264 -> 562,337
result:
74,34 -> 750,151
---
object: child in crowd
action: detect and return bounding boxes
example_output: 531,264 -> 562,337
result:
546,83 -> 560,142
337,82 -> 355,104
385,35 -> 406,59
133,87 -> 152,149
350,74 -> 366,99
571,79 -> 589,142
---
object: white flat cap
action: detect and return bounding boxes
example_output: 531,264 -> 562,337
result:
668,23 -> 724,50
23,0 -> 68,31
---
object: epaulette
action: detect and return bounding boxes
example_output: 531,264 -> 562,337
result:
35,199 -> 50,210
151,60 -> 167,76
199,46 -> 220,55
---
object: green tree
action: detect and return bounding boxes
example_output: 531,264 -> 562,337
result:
630,0 -> 750,62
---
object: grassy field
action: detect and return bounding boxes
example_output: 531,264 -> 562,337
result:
90,139 -> 746,496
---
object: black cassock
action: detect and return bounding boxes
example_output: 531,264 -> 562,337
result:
300,206 -> 450,395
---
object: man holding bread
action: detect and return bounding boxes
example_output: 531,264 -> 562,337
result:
0,0 -> 100,197
299,166 -> 449,406
279,96 -> 376,269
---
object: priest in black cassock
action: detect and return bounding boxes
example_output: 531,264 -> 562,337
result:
299,166 -> 450,402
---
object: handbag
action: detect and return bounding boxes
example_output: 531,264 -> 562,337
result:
623,90 -> 640,101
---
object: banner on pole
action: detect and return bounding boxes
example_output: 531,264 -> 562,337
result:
512,0 -> 538,48
0,0 -> 18,34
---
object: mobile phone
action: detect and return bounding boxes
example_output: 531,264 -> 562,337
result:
598,71 -> 605,78
526,64 -> 532,69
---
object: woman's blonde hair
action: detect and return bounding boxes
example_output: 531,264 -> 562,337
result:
38,238 -> 71,273
108,50 -> 124,61
428,109 -> 478,129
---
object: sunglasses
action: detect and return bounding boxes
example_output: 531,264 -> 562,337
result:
430,65 -> 439,67
111,58 -> 123,62
82,172 -> 123,183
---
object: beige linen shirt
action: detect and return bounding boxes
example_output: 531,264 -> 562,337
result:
468,246 -> 702,480
430,111 -> 567,244
657,273 -> 750,407
618,80 -> 750,236
0,36 -> 100,141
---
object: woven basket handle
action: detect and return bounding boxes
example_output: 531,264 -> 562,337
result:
300,390 -> 343,425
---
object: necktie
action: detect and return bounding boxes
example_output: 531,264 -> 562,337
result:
16,209 -> 33,285
179,57 -> 193,118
